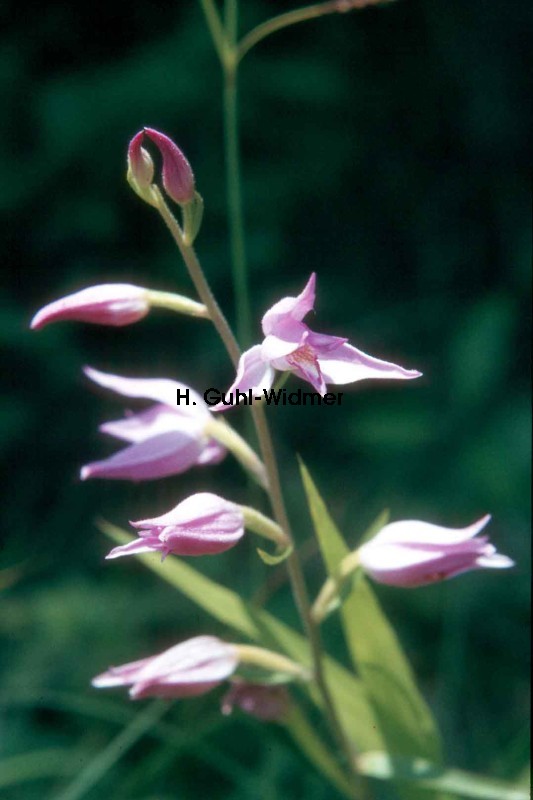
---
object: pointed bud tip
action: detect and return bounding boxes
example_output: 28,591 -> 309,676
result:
142,127 -> 195,205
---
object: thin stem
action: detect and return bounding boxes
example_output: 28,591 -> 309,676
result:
197,0 -> 227,65
238,1 -> 345,62
223,63 -> 252,346
152,187 -> 241,366
249,404 -> 361,786
224,0 -> 238,43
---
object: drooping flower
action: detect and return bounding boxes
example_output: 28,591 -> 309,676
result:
92,636 -> 239,700
80,367 -> 225,481
358,514 -> 514,588
214,273 -> 421,406
221,680 -> 291,722
106,492 -> 244,559
30,284 -> 150,330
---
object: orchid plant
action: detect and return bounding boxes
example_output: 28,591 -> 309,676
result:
30,2 -> 521,799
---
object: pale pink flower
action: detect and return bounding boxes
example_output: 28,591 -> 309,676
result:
92,636 -> 238,700
215,273 -> 421,405
30,284 -> 150,329
141,127 -> 195,205
358,514 -> 514,588
80,367 -> 225,481
106,492 -> 244,559
221,680 -> 291,722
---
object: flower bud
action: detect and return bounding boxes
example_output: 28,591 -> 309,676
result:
127,132 -> 157,206
92,636 -> 239,700
30,284 -> 150,329
106,493 -> 244,559
358,514 -> 514,588
221,681 -> 291,722
143,127 -> 195,205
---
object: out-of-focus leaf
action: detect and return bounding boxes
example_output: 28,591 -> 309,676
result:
100,520 -> 385,754
357,752 -> 529,800
299,460 -> 442,766
54,700 -> 167,800
0,749 -> 80,788
284,705 -> 358,800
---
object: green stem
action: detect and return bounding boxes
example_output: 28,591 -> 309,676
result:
146,289 -> 209,318
237,1 -> 348,62
249,403 -> 361,787
153,187 -> 241,367
223,61 -> 252,346
197,0 -> 227,65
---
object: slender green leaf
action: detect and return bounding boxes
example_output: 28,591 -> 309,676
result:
299,461 -> 442,764
100,520 -> 385,754
357,753 -> 529,800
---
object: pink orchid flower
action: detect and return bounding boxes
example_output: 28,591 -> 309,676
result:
81,367 -> 225,481
92,636 -> 239,700
221,680 -> 291,722
30,284 -> 150,329
106,492 -> 244,559
358,514 -> 514,588
215,273 -> 421,405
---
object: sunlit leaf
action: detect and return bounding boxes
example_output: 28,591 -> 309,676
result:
298,461 -> 442,766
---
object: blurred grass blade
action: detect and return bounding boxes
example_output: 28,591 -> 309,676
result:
0,749 -> 79,788
54,700 -> 167,800
299,459 -> 442,765
284,705 -> 359,799
357,752 -> 529,800
100,520 -> 385,754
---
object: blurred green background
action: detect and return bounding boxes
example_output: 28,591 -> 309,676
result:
1,0 -> 530,797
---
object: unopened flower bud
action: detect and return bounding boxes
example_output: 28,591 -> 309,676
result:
221,681 -> 291,722
127,132 -> 157,206
358,515 -> 514,588
30,284 -> 150,329
143,127 -> 195,205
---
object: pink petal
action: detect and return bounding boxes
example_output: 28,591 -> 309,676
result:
317,342 -> 422,385
92,636 -> 239,699
212,346 -> 275,412
105,537 -> 161,560
133,492 -> 239,529
371,515 -> 492,547
92,657 -> 152,688
99,405 -> 202,443
133,636 -> 237,684
30,284 -> 149,329
129,493 -> 244,556
143,128 -> 195,205
84,366 -> 208,415
262,273 -> 316,336
80,430 -> 204,481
